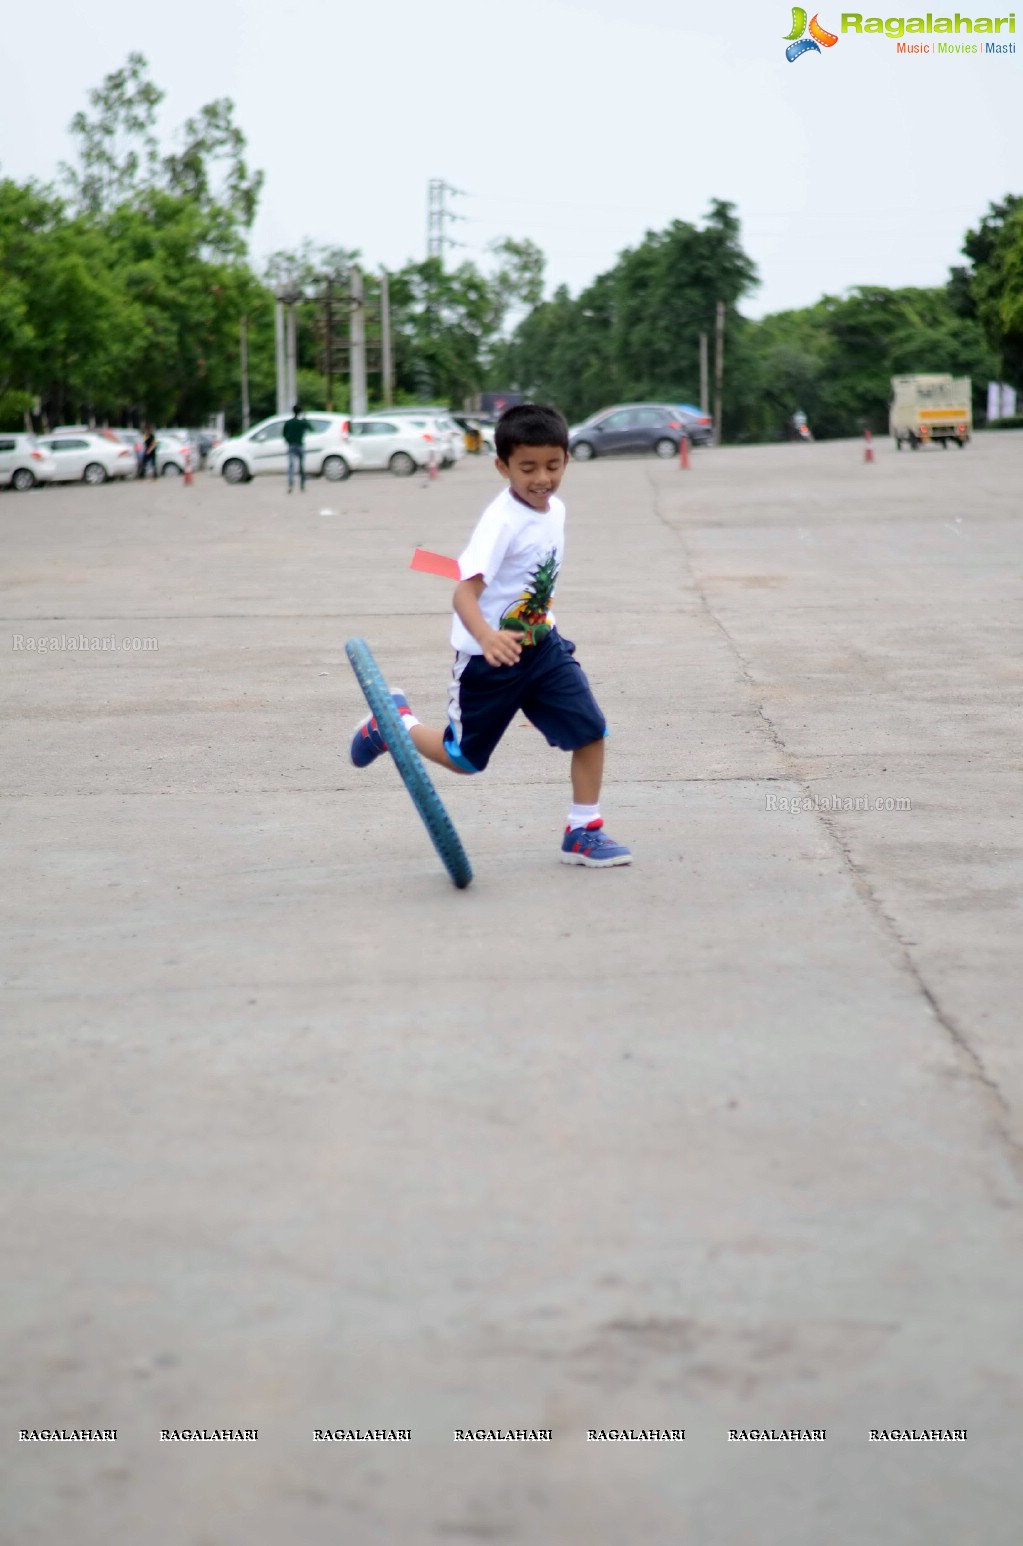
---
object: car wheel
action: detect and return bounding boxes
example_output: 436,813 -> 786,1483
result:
654,437 -> 677,459
83,462 -> 108,485
321,456 -> 351,482
222,458 -> 249,484
388,451 -> 416,477
11,468 -> 35,491
161,462 -> 182,476
572,440 -> 595,461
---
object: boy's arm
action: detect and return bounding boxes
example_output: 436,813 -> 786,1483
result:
453,576 -> 522,668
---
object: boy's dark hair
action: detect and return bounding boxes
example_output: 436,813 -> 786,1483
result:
495,403 -> 569,462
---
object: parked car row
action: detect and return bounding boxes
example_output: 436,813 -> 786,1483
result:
0,431 -> 136,489
0,423 -> 226,491
208,409 -> 467,484
3,401 -> 715,494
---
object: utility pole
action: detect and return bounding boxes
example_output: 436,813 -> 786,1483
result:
240,316 -> 250,431
714,301 -> 725,444
275,287 -> 301,413
426,178 -> 466,267
274,298 -> 286,415
349,265 -> 368,416
380,269 -> 393,406
324,278 -> 334,411
699,332 -> 709,417
286,302 -> 298,411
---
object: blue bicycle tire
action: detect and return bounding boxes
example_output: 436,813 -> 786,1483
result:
346,637 -> 473,889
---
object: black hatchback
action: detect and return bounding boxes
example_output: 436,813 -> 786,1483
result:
568,403 -> 686,461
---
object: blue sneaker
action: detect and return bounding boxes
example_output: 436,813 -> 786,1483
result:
350,690 -> 411,768
560,820 -> 632,868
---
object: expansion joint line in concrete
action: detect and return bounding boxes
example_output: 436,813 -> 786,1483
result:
647,472 -> 1023,1180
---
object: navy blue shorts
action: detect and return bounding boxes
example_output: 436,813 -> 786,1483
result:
444,629 -> 607,773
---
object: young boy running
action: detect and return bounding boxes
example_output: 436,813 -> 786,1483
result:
349,403 -> 631,868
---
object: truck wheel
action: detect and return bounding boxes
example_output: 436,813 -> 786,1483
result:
895,435 -> 903,452
910,435 -> 920,451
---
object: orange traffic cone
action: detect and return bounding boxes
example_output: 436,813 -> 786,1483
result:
183,446 -> 194,485
679,432 -> 690,471
864,429 -> 874,464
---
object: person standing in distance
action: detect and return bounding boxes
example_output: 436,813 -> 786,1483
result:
140,425 -> 158,479
284,404 -> 314,493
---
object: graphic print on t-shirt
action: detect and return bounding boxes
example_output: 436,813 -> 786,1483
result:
499,548 -> 560,645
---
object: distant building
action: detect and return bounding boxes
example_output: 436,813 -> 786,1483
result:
479,391 -> 524,416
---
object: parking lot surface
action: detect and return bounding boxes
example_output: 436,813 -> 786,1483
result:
3,437 -> 1022,1543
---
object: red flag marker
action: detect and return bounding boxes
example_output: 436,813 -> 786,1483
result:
410,548 -> 459,579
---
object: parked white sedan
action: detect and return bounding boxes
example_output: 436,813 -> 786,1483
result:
209,414 -> 361,484
37,433 -> 136,484
347,417 -> 441,476
0,434 -> 57,491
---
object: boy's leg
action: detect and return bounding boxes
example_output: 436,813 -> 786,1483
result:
571,736 -> 604,805
350,700 -> 471,776
350,655 -> 518,778
521,635 -> 631,867
409,724 -> 469,775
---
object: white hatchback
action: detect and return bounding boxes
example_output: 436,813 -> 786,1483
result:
366,408 -> 465,466
209,414 -> 361,484
347,417 -> 441,476
0,434 -> 57,491
37,433 -> 137,484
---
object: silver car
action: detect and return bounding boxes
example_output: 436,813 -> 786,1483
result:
37,432 -> 137,484
0,433 -> 57,491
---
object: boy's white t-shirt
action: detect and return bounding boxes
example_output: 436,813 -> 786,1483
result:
451,487 -> 566,655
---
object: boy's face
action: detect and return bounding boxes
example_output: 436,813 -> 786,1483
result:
496,444 -> 568,512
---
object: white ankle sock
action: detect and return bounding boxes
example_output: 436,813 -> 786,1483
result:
567,802 -> 600,831
400,711 -> 420,730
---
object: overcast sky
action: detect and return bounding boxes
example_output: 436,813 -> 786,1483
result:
3,0 -> 1021,317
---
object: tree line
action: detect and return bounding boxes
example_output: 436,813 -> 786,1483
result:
1,56 -> 1020,438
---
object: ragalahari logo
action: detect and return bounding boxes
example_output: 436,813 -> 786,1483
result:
785,8 -> 840,58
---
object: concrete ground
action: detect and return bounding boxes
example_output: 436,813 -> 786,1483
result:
2,434 -> 1021,1545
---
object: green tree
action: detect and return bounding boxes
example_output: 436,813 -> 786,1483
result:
61,53 -> 163,217
495,202 -> 758,427
952,196 -> 1023,388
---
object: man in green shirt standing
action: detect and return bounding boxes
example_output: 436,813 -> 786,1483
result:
283,403 -> 314,492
